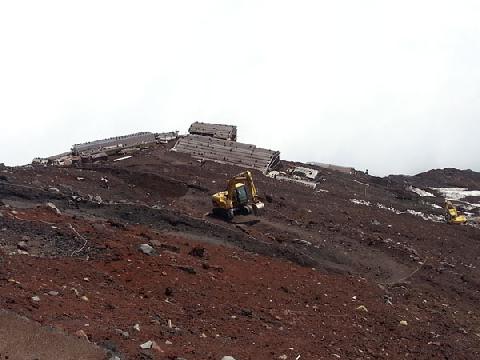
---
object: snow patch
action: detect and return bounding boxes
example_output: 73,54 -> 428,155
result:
408,186 -> 434,197
433,188 -> 480,201
352,199 -> 444,222
350,199 -> 371,206
376,203 -> 402,215
406,209 -> 444,222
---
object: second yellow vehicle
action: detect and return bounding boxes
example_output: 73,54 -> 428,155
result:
445,200 -> 467,224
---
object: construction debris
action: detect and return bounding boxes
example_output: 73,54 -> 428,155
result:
113,155 -> 132,162
189,122 -> 237,141
33,152 -> 74,167
308,162 -> 356,175
173,135 -> 280,173
268,168 -> 318,189
268,171 -> 317,189
33,130 -> 178,167
291,167 -> 318,180
72,132 -> 157,156
156,131 -> 179,143
91,152 -> 108,162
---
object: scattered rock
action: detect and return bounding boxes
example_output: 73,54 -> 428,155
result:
31,296 -> 40,302
165,340 -> 172,345
140,340 -> 153,349
399,320 -> 408,326
165,287 -> 174,297
151,341 -> 164,353
140,340 -> 164,353
133,324 -> 141,332
93,195 -> 103,204
115,329 -> 129,338
72,195 -> 83,202
81,295 -> 89,302
175,265 -> 197,274
48,291 -> 59,296
356,305 -> 369,312
384,295 -> 393,305
48,187 -> 60,193
17,241 -> 29,252
240,308 -> 253,317
371,219 -> 381,226
75,329 -> 89,340
46,202 -> 61,214
151,240 -> 180,253
202,263 -> 224,272
221,357 -> 237,360
99,340 -> 118,354
189,246 -> 208,258
279,355 -> 288,360
138,244 -> 155,256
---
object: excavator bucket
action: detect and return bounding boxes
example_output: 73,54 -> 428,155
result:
450,214 -> 467,224
252,201 -> 265,216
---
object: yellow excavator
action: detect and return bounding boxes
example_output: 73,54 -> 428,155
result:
445,200 -> 467,224
211,170 -> 265,220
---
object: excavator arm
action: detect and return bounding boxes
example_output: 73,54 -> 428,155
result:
225,170 -> 260,206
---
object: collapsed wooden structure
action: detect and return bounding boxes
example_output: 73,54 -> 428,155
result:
173,134 -> 280,173
72,132 -> 157,156
188,122 -> 237,141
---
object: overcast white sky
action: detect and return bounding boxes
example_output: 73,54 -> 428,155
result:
1,1 -> 479,176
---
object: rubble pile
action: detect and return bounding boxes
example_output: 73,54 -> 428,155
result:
32,131 -> 179,167
173,122 -> 280,173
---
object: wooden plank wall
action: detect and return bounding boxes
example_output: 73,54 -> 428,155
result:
173,135 -> 280,173
188,122 -> 237,141
72,132 -> 156,155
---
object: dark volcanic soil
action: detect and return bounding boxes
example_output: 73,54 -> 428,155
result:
0,143 -> 479,359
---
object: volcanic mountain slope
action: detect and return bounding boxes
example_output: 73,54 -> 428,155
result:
0,143 -> 479,359
389,168 -> 480,189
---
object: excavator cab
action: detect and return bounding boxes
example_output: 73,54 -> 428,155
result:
445,200 -> 467,224
212,170 -> 265,220
234,184 -> 249,207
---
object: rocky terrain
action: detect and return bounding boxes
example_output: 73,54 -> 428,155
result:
0,142 -> 479,359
